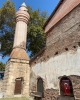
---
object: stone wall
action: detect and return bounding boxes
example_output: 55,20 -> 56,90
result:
30,47 -> 80,98
31,5 -> 80,66
46,4 -> 80,59
30,4 -> 80,100
42,89 -> 59,100
2,58 -> 30,98
30,4 -> 80,71
70,75 -> 80,100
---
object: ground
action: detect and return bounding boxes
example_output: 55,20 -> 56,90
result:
0,97 -> 31,100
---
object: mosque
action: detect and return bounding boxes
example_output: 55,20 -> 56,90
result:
1,0 -> 80,100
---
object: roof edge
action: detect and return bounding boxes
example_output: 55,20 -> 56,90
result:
43,0 -> 64,29
30,47 -> 46,64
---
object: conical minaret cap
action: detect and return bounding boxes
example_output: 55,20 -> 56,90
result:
19,2 -> 28,11
21,2 -> 26,7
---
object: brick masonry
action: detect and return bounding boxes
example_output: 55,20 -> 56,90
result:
30,4 -> 80,66
30,4 -> 80,100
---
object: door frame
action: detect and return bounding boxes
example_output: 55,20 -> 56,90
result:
14,77 -> 23,95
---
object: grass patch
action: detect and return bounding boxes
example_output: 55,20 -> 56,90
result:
0,97 -> 31,100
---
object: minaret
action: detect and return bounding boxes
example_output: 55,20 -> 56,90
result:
2,2 -> 30,98
10,2 -> 30,60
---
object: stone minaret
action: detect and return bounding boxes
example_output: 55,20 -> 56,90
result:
10,2 -> 30,59
2,2 -> 30,98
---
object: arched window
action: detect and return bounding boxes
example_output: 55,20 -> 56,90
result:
37,78 -> 44,97
60,77 -> 74,96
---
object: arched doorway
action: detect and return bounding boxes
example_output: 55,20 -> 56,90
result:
14,77 -> 23,95
37,77 -> 44,97
34,78 -> 44,100
60,76 -> 74,96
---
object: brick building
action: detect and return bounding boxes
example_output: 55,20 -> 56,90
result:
30,0 -> 80,100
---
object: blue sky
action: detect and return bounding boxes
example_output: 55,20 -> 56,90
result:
0,0 -> 60,63
0,0 -> 60,15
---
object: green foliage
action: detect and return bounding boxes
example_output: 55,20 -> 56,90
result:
0,62 -> 5,71
27,6 -> 47,58
0,0 -> 16,56
0,1 -> 48,58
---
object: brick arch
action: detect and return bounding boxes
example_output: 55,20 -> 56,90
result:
60,76 -> 74,96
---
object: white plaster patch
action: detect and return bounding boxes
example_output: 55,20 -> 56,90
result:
31,47 -> 80,89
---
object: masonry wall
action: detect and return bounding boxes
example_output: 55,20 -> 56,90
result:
30,5 -> 80,100
2,59 -> 30,98
46,5 -> 80,54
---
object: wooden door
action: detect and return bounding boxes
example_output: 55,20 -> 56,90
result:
14,79 -> 22,94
